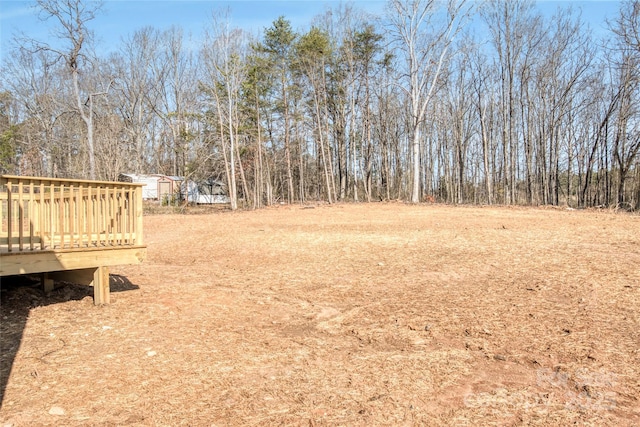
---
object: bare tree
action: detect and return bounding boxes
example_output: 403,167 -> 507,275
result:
111,27 -> 164,174
33,0 -> 103,179
481,0 -> 542,204
2,47 -> 67,176
387,0 -> 471,203
155,27 -> 199,178
610,0 -> 640,208
201,10 -> 249,210
469,42 -> 497,204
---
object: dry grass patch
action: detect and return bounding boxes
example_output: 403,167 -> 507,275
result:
1,203 -> 639,426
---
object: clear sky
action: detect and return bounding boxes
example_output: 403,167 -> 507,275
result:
0,0 -> 385,62
0,0 -> 622,64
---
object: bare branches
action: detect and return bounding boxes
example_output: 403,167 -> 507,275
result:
1,0 -> 639,208
387,0 -> 474,202
32,0 -> 102,71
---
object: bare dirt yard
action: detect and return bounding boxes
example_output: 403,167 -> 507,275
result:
1,203 -> 639,426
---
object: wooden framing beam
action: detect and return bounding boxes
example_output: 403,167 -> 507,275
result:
0,246 -> 145,276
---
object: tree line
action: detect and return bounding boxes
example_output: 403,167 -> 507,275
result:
1,0 -> 639,210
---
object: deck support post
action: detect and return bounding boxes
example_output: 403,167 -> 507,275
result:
93,266 -> 110,305
42,273 -> 54,293
36,267 -> 111,305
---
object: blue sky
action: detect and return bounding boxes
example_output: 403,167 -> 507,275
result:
0,0 -> 385,61
0,0 -> 622,63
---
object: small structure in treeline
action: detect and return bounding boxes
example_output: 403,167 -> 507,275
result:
194,178 -> 229,204
118,174 -> 179,202
118,174 -> 229,204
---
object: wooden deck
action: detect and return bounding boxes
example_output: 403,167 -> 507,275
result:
0,175 -> 146,304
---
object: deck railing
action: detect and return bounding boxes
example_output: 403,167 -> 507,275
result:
1,175 -> 144,253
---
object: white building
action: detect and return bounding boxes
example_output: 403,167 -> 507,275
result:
118,174 -> 229,204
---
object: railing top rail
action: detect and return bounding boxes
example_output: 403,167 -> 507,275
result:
1,174 -> 145,188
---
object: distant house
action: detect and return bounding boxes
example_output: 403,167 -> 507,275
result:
118,174 -> 229,204
195,178 -> 229,204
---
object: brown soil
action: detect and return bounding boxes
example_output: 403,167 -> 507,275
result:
1,203 -> 639,426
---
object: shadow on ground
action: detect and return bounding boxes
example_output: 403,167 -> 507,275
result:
0,274 -> 139,408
